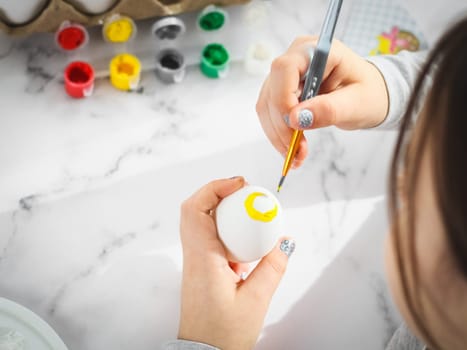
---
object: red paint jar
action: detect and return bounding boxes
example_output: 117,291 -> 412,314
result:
64,61 -> 94,98
56,23 -> 88,51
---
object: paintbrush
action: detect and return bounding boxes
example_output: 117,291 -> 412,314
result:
277,0 -> 343,192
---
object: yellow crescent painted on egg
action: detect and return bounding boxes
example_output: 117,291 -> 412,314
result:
244,192 -> 278,222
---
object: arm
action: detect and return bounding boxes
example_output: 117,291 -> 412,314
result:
367,50 -> 428,130
164,177 -> 293,350
256,37 -> 427,168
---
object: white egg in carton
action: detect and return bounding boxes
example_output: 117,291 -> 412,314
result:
0,0 -> 248,31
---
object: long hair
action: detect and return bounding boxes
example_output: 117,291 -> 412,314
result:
389,16 -> 467,349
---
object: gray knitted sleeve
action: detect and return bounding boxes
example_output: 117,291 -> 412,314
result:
385,323 -> 427,350
366,51 -> 428,130
162,324 -> 426,350
161,340 -> 220,350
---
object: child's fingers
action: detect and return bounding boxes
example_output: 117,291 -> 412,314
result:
269,52 -> 307,118
184,177 -> 246,215
287,85 -> 361,130
229,261 -> 250,279
239,238 -> 295,307
180,177 -> 246,255
256,80 -> 289,155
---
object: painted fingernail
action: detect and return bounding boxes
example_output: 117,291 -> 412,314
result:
280,239 -> 296,258
298,109 -> 313,129
284,115 -> 290,127
230,176 -> 241,179
240,272 -> 247,280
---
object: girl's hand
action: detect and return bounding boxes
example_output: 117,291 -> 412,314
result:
256,37 -> 389,168
178,177 -> 294,350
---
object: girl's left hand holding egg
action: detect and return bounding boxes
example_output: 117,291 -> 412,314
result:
178,177 -> 294,350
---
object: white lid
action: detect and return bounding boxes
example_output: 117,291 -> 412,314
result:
0,298 -> 68,350
152,17 -> 186,40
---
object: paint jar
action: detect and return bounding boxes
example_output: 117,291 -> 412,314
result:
244,42 -> 274,76
109,53 -> 141,91
200,43 -> 230,79
155,49 -> 186,84
102,14 -> 137,43
55,21 -> 89,51
197,5 -> 228,31
64,61 -> 94,98
152,16 -> 185,40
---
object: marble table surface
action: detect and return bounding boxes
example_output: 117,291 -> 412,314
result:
0,0 -> 406,349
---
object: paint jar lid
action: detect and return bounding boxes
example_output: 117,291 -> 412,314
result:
55,21 -> 89,51
198,5 -> 228,31
200,43 -> 230,79
155,49 -> 186,84
152,17 -> 186,40
102,14 -> 137,43
109,53 -> 141,91
64,61 -> 94,98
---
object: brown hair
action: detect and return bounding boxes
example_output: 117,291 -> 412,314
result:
389,16 -> 467,349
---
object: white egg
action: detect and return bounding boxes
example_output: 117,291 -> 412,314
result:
216,185 -> 283,263
0,0 -> 48,24
64,0 -> 118,14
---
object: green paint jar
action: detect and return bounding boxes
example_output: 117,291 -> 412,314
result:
198,5 -> 228,31
200,43 -> 230,79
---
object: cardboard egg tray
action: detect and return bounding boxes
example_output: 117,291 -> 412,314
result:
0,0 -> 249,36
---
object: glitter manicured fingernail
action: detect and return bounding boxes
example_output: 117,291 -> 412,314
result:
298,109 -> 313,128
284,115 -> 290,127
280,239 -> 296,258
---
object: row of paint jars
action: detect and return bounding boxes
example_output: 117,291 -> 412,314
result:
60,5 -> 231,98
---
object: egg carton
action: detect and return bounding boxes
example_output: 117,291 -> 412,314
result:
0,0 -> 249,35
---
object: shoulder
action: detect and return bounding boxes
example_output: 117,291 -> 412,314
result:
386,323 -> 426,350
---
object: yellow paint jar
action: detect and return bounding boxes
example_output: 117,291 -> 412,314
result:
109,53 -> 141,91
103,15 -> 136,43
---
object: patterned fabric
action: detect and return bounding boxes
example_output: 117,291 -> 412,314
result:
342,0 -> 427,56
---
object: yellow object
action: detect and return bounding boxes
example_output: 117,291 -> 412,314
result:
244,192 -> 278,223
370,36 -> 392,56
109,53 -> 141,91
104,16 -> 135,43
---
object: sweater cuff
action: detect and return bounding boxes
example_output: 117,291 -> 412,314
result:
365,51 -> 428,131
162,340 -> 221,350
366,56 -> 409,130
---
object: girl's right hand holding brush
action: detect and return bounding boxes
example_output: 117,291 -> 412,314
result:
256,37 -> 389,168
